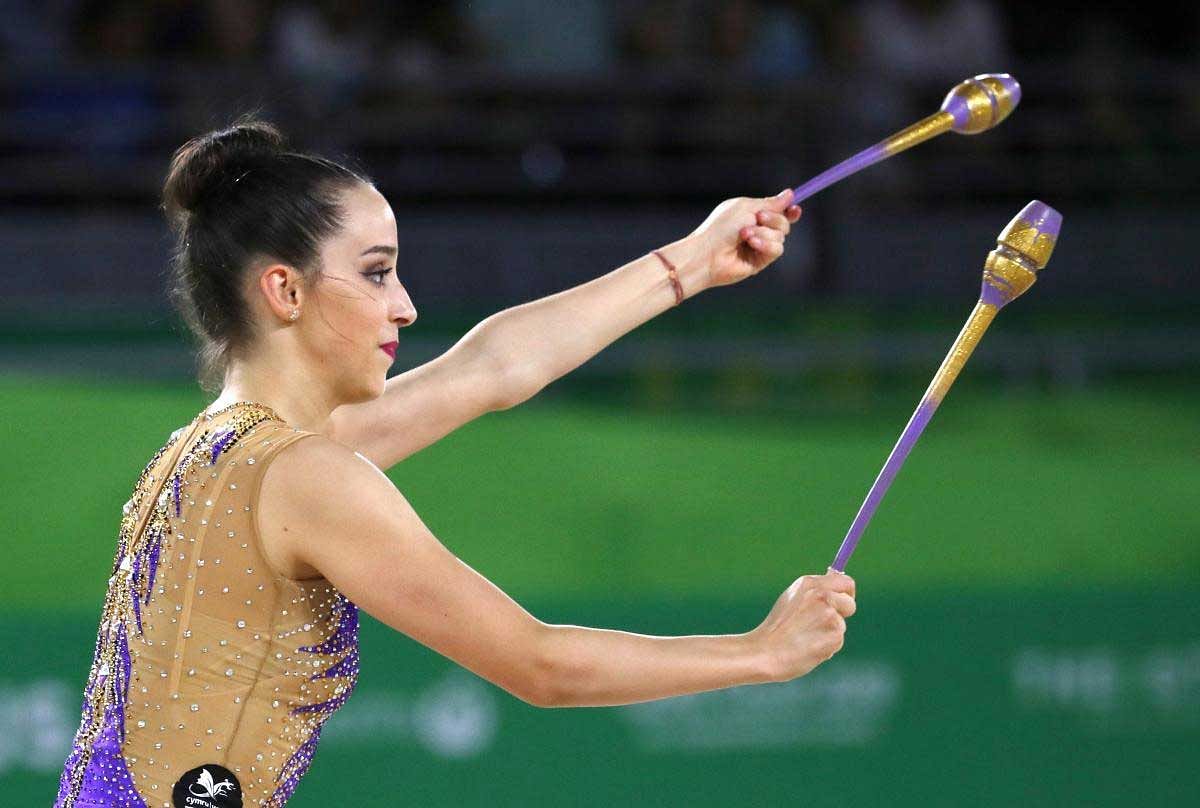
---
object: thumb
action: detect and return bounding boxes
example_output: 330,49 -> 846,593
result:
765,187 -> 796,211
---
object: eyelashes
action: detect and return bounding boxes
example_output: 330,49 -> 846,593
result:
364,268 -> 394,287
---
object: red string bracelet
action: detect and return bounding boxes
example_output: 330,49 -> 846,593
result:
652,249 -> 685,305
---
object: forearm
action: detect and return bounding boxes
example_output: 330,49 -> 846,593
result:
476,235 -> 708,408
534,622 -> 772,708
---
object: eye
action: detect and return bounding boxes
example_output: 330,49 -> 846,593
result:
364,268 -> 393,287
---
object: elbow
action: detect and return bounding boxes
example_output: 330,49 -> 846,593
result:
468,316 -> 552,413
492,364 -> 545,412
520,624 -> 571,708
520,677 -> 559,709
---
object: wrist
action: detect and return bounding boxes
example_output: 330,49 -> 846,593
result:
740,628 -> 781,685
655,235 -> 710,301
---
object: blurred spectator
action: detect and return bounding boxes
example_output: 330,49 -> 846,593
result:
707,0 -> 819,79
618,0 -> 700,70
851,0 -> 1008,83
380,5 -> 482,83
71,0 -> 270,64
271,0 -> 377,82
200,0 -> 273,64
457,0 -> 616,78
617,0 -> 821,78
72,0 -> 157,62
0,0 -> 77,67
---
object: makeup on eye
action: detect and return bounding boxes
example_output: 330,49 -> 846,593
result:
362,267 -> 394,286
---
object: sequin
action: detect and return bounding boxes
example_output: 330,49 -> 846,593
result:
54,402 -> 358,808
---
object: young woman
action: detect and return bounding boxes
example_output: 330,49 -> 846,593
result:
55,120 -> 857,808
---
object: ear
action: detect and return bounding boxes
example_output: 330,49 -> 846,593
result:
256,262 -> 304,322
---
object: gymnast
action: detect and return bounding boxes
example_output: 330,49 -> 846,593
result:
55,119 -> 856,808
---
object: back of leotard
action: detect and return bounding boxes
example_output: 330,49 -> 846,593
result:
55,401 -> 360,808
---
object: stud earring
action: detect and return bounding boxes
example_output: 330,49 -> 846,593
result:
289,309 -> 299,321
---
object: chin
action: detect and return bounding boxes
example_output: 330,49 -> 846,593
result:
337,374 -> 385,406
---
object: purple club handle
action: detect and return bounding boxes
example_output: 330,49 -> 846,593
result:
829,200 -> 1061,572
791,144 -> 893,204
830,398 -> 941,572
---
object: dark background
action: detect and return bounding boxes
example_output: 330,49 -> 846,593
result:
1,2 -> 1197,806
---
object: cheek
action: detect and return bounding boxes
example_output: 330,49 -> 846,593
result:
350,294 -> 383,323
310,289 -> 382,351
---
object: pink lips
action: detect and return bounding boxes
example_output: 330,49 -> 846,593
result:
380,341 -> 398,359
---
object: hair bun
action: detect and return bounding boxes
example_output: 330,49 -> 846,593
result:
162,119 -> 285,221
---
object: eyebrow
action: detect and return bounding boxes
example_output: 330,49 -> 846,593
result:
360,245 -> 397,257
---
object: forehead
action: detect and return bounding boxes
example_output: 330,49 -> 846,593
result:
334,183 -> 395,246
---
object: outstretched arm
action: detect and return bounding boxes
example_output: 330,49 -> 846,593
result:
256,435 -> 854,709
328,191 -> 800,471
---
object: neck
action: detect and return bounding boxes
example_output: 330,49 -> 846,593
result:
206,353 -> 338,434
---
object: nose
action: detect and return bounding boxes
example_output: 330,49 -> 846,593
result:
391,283 -> 418,328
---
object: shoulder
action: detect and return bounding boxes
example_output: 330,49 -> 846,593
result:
258,431 -> 391,492
254,431 -> 405,576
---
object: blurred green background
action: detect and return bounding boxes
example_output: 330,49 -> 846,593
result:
2,368 -> 1197,806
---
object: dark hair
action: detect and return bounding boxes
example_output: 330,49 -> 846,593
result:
163,117 -> 370,393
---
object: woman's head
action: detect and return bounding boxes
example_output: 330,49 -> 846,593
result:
164,118 -> 416,401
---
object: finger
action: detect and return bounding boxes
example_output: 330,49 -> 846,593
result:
763,187 -> 796,212
827,622 -> 846,658
785,205 -> 802,223
747,235 -> 784,255
821,570 -> 856,597
739,226 -> 784,250
748,226 -> 784,244
754,209 -> 791,235
828,591 -> 856,618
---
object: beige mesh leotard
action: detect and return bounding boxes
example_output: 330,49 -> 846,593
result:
55,401 -> 360,808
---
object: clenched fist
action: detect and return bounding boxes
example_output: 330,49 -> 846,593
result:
687,188 -> 803,289
750,569 -> 857,682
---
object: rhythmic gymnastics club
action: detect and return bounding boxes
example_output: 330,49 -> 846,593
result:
829,200 -> 1062,572
791,74 -> 1021,204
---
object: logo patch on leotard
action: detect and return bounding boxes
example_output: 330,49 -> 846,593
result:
173,764 -> 243,808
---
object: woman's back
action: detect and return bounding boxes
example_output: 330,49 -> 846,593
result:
56,401 -> 359,808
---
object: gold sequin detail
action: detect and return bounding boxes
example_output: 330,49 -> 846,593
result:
997,218 -> 1058,269
882,110 -> 955,156
982,252 -> 1038,306
924,300 -> 999,405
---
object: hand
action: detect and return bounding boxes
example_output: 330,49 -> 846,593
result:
749,568 -> 856,683
687,188 -> 802,290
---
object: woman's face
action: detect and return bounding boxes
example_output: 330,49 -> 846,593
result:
298,182 -> 417,402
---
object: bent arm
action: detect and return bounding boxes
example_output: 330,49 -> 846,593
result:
326,236 -> 708,471
257,437 -> 771,709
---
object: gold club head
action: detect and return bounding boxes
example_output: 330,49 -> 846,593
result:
940,73 -> 1021,135
981,200 -> 1062,307
997,200 -> 1062,270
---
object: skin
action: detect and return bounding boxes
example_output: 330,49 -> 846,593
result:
205,182 -> 857,707
208,183 -> 416,432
